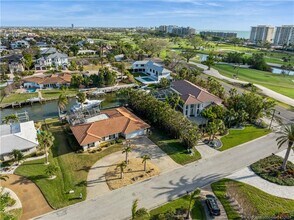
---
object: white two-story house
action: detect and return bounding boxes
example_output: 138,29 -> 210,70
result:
35,52 -> 68,70
171,80 -> 223,118
132,60 -> 171,84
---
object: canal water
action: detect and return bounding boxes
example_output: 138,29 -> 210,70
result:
0,93 -> 127,122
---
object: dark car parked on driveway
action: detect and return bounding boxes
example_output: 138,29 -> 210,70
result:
206,194 -> 221,216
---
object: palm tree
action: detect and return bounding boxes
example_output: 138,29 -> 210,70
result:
186,188 -> 201,219
141,155 -> 151,172
12,149 -> 24,164
131,199 -> 150,220
3,114 -> 19,124
37,131 -> 55,165
45,164 -> 58,178
76,92 -> 86,104
122,142 -> 132,164
276,124 -> 294,171
0,174 -> 9,181
57,94 -> 68,117
116,161 -> 127,179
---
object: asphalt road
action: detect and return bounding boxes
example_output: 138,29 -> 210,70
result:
35,132 -> 285,220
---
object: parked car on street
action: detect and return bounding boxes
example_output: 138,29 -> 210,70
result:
206,194 -> 221,216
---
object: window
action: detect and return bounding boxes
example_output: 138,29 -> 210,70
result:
109,134 -> 116,139
186,105 -> 189,110
140,64 -> 144,67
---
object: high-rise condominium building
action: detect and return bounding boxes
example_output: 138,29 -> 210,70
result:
250,25 -> 275,44
273,25 -> 294,46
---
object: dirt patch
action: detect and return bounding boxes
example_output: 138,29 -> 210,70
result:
105,158 -> 160,190
1,174 -> 53,220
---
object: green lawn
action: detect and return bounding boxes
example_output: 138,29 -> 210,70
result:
220,125 -> 270,151
149,194 -> 205,220
213,64 -> 294,99
149,128 -> 201,165
15,119 -> 122,209
0,92 -> 38,104
0,88 -> 78,105
211,179 -> 294,219
40,88 -> 78,99
251,155 -> 294,186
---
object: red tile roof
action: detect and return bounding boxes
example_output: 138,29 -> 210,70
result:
70,107 -> 150,146
23,73 -> 72,85
171,80 -> 223,105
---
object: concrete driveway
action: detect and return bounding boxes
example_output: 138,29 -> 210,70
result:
1,174 -> 52,220
86,136 -> 180,199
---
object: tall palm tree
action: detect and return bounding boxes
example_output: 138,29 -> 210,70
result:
276,124 -> 294,171
187,188 -> 201,219
141,155 -> 151,172
122,142 -> 132,164
57,94 -> 68,117
0,174 -> 9,181
116,161 -> 127,179
37,131 -> 55,165
131,199 -> 150,220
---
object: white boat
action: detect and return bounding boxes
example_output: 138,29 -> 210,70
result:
71,99 -> 103,112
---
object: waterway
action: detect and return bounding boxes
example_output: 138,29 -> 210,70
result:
271,67 -> 294,76
0,93 -> 126,122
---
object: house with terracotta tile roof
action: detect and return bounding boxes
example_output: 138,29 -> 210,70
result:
171,80 -> 223,118
70,107 -> 150,151
23,73 -> 72,89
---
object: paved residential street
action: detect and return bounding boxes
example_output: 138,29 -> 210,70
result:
35,132 -> 286,220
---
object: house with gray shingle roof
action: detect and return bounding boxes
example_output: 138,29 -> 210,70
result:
171,80 -> 223,119
0,121 -> 39,161
35,51 -> 68,70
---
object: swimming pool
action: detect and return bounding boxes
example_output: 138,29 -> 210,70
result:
26,88 -> 37,93
140,76 -> 155,82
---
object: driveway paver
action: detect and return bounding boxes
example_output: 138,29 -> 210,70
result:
86,136 -> 180,199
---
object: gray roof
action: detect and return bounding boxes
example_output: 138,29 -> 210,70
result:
41,47 -> 57,55
47,52 -> 68,59
0,121 -> 38,155
133,60 -> 149,65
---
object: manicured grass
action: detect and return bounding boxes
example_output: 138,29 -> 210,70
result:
214,64 -> 294,99
220,125 -> 270,151
149,128 -> 201,165
0,88 -> 78,105
212,179 -> 294,219
251,155 -> 294,186
149,194 -> 205,220
0,92 -> 38,104
15,120 -> 122,209
40,88 -> 78,99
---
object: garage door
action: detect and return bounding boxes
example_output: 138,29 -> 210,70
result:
126,129 -> 145,139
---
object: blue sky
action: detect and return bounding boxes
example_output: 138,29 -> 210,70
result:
1,0 -> 293,30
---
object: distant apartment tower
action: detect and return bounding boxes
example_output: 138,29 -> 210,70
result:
250,25 -> 275,44
71,24 -> 74,29
274,25 -> 294,46
200,31 -> 237,38
158,25 -> 195,36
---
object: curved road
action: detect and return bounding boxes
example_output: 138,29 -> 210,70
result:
35,132 -> 286,220
190,62 -> 294,107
